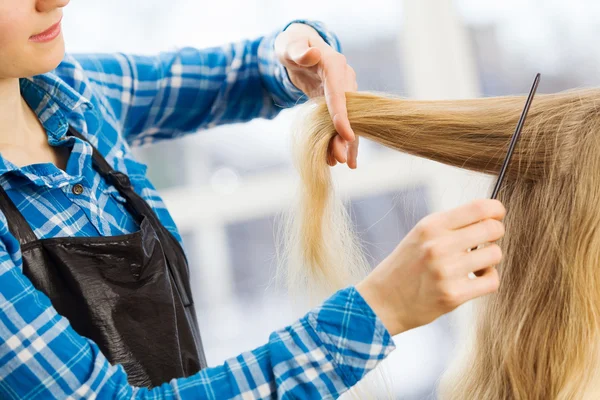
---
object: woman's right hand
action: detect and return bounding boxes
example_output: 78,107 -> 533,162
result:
356,199 -> 506,336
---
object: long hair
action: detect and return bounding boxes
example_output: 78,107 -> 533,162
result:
281,90 -> 600,399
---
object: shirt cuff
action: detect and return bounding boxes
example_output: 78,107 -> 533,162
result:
303,286 -> 396,388
258,20 -> 343,109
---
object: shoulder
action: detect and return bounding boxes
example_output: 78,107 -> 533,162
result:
53,53 -> 140,127
54,53 -> 128,89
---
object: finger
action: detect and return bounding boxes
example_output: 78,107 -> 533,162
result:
288,41 -> 322,67
346,65 -> 358,92
455,243 -> 502,276
344,67 -> 358,160
327,151 -> 337,166
440,199 -> 506,230
332,134 -> 347,164
323,55 -> 355,142
347,135 -> 359,169
454,218 -> 505,250
332,113 -> 354,144
459,267 -> 500,302
286,38 -> 309,61
326,138 -> 338,166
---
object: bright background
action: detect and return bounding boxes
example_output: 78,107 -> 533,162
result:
63,1 -> 600,398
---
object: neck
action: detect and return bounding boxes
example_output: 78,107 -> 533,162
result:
0,78 -> 42,147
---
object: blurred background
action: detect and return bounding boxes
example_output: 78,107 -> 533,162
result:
63,1 -> 600,398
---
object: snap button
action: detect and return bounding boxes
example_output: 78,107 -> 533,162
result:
108,171 -> 132,189
72,183 -> 84,195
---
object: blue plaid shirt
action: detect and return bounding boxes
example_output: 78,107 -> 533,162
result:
0,21 -> 395,399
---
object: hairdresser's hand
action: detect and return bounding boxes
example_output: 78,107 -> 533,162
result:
356,199 -> 506,336
275,23 -> 358,168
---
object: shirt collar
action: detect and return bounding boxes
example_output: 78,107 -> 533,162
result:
25,71 -> 92,114
0,69 -> 95,187
19,68 -> 93,144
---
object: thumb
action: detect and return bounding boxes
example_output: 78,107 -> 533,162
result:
287,40 -> 322,67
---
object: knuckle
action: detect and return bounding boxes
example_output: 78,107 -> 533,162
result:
337,53 -> 347,64
422,241 -> 441,261
414,219 -> 433,240
438,286 -> 460,308
429,263 -> 449,282
416,214 -> 442,239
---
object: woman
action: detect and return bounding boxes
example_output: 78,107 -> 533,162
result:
0,1 -> 505,399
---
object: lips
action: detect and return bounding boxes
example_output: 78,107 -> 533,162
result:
30,18 -> 62,43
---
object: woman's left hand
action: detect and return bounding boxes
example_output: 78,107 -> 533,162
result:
275,23 -> 359,168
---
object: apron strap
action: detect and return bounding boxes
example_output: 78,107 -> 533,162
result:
0,185 -> 38,246
68,127 -> 146,221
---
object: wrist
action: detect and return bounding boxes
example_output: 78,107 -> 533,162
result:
355,279 -> 404,336
284,22 -> 321,40
282,20 -> 342,53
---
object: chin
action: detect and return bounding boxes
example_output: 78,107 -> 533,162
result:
25,35 -> 66,77
39,37 -> 66,73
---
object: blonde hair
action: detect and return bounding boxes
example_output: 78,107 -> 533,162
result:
281,90 -> 600,399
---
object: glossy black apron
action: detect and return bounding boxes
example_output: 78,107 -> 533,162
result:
0,128 -> 207,388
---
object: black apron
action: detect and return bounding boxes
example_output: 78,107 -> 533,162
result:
0,127 -> 207,388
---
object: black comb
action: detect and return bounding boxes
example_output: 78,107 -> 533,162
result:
468,73 -> 540,256
491,73 -> 541,199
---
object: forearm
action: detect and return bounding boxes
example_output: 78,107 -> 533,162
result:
58,20 -> 341,147
2,265 -> 393,399
123,287 -> 395,399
